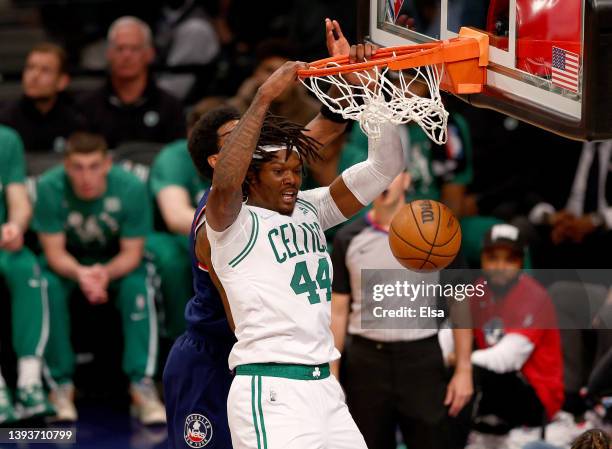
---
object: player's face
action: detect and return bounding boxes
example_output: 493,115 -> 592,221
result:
106,25 -> 153,80
22,52 -> 68,100
65,151 -> 112,200
481,246 -> 523,287
249,150 -> 303,215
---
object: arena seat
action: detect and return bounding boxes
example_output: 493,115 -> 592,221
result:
25,151 -> 64,177
548,281 -> 608,416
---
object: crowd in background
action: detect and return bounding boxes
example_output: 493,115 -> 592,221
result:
0,0 -> 610,448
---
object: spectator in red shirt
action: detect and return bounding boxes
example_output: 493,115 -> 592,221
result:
469,224 -> 564,432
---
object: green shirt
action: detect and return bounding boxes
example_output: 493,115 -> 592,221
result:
149,139 -> 209,231
0,125 -> 26,224
340,114 -> 473,202
34,165 -> 151,263
404,113 -> 473,201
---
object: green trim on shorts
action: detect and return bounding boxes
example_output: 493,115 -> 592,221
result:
251,376 -> 262,449
229,211 -> 259,268
257,376 -> 268,448
237,363 -> 330,380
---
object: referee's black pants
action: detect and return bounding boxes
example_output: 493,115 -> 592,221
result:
344,334 -> 451,449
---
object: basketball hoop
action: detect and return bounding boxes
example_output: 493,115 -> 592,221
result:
298,28 -> 489,143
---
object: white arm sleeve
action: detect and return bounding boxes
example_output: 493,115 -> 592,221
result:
341,122 -> 406,206
471,333 -> 535,374
298,188 -> 347,231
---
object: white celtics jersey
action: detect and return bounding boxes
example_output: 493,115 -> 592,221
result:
207,188 -> 346,370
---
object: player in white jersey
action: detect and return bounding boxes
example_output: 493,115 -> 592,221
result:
198,27 -> 407,449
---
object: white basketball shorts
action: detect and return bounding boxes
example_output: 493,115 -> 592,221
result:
227,363 -> 367,449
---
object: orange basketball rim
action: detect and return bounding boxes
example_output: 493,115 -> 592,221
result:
298,27 -> 490,95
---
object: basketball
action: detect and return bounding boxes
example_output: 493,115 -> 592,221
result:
389,200 -> 462,272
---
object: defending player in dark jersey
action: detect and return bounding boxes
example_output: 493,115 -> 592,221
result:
163,107 -> 240,449
148,99 -> 229,340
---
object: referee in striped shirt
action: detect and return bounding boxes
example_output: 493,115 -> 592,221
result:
330,170 -> 473,449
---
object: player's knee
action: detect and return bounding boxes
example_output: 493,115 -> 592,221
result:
6,248 -> 38,277
117,273 -> 153,312
41,270 -> 68,306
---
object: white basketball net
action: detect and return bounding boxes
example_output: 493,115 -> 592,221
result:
301,62 -> 449,144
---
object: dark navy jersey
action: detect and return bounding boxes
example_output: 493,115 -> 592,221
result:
185,189 -> 235,341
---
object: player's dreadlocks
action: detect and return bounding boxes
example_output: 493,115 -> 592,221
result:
254,114 -> 321,162
244,114 -> 322,196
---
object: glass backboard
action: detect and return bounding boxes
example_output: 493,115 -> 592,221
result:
366,0 -> 612,141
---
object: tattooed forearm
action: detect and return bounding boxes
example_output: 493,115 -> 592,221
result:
212,94 -> 270,191
206,60 -> 304,231
206,92 -> 272,230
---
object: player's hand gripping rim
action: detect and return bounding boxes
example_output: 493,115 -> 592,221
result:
257,61 -> 310,104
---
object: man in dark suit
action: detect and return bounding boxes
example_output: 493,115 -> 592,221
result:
527,141 -> 612,269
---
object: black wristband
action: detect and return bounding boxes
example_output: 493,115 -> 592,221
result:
320,103 -> 349,124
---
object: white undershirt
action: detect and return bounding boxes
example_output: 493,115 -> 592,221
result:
471,333 -> 535,374
438,329 -> 534,373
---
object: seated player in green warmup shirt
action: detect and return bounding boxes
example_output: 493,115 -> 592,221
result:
33,132 -> 165,425
147,98 -> 236,338
0,125 -> 55,423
